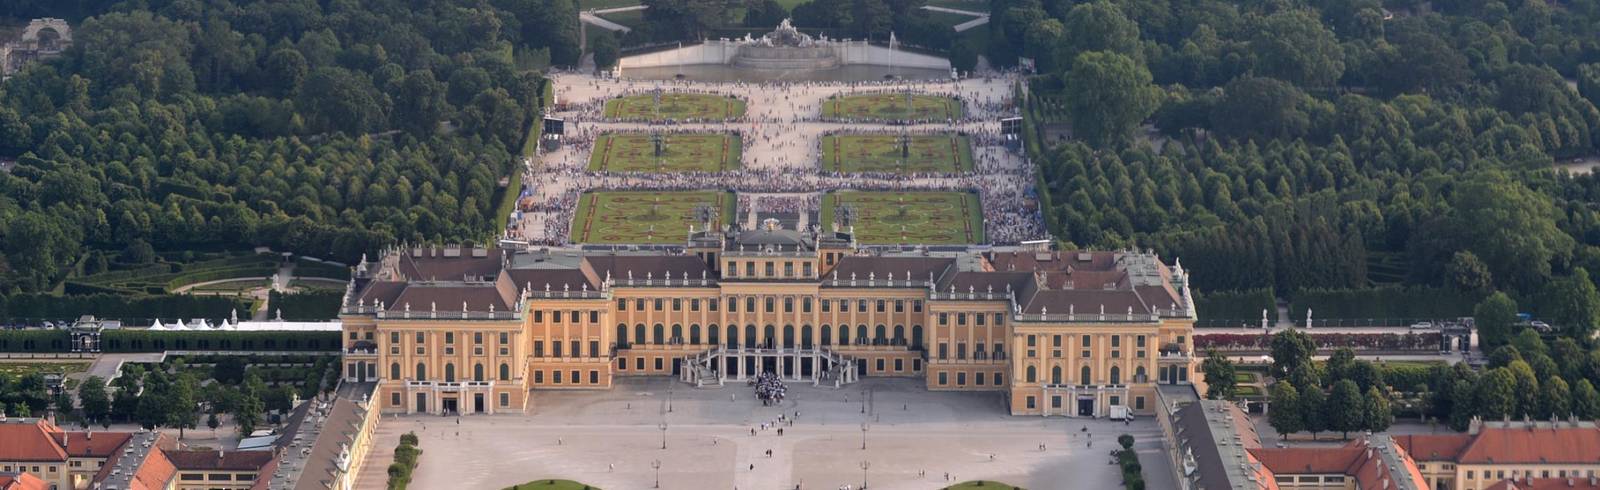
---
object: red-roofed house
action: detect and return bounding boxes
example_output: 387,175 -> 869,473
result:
1251,436 -> 1429,489
1487,477 -> 1600,490
1394,418 -> 1600,490
0,418 -> 135,490
0,472 -> 49,490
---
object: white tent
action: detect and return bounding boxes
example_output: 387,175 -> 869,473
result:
148,320 -> 166,331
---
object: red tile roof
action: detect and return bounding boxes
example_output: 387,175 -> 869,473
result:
1458,424 -> 1600,465
53,431 -> 133,458
1393,434 -> 1471,461
0,420 -> 68,462
164,450 -> 273,471
1250,447 -> 1365,474
0,472 -> 48,490
129,444 -> 176,490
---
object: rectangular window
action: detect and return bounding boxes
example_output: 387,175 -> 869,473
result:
636,357 -> 645,370
729,297 -> 739,312
1052,396 -> 1062,408
746,262 -> 755,277
766,297 -> 775,313
710,298 -> 720,311
763,262 -> 774,277
552,341 -> 562,357
802,263 -> 812,277
1027,396 -> 1036,409
534,341 -> 544,357
590,311 -> 599,323
784,262 -> 794,277
803,297 -> 813,313
1136,396 -> 1145,410
975,372 -> 985,385
994,313 -> 1003,325
993,372 -> 1003,386
534,310 -> 544,322
590,370 -> 599,384
618,358 -> 627,370
840,299 -> 849,312
589,341 -> 599,358
570,370 -> 579,384
654,357 -> 664,370
895,300 -> 904,313
553,370 -> 562,383
691,299 -> 700,311
570,340 -> 580,358
474,332 -> 484,344
391,393 -> 401,406
940,313 -> 949,325
416,332 -> 425,343
535,371 -> 544,383
894,358 -> 903,371
654,299 -> 664,311
568,310 -> 579,323
938,372 -> 948,385
784,297 -> 794,313
875,358 -> 885,371
749,297 -> 758,312
673,299 -> 682,311
957,314 -> 967,325
913,301 -> 923,313
975,313 -> 985,325
1136,335 -> 1146,348
876,300 -> 886,313
939,344 -> 948,360
500,332 -> 509,345
551,311 -> 562,323
618,299 -> 627,311
1027,335 -> 1036,347
957,372 -> 967,385
1052,335 -> 1061,347
1111,336 -> 1121,348
859,300 -> 868,312
957,343 -> 967,360
500,393 -> 510,407
822,300 -> 832,312
391,332 -> 400,344
1082,335 -> 1091,347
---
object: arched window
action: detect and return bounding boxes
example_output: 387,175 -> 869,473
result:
474,364 -> 485,382
801,325 -> 813,349
1051,366 -> 1062,385
838,325 -> 850,346
782,325 -> 795,349
1110,366 -> 1121,385
1080,366 -> 1092,385
499,363 -> 510,381
1026,365 -> 1037,383
821,325 -> 832,346
1135,366 -> 1147,383
892,325 -> 905,344
745,325 -> 757,348
635,324 -> 646,345
911,325 -> 923,350
708,324 -> 720,345
390,363 -> 400,379
764,325 -> 776,349
415,363 -> 427,380
671,324 -> 683,344
616,324 -> 629,346
874,325 -> 887,344
690,324 -> 701,344
858,324 -> 868,343
727,325 -> 739,349
653,324 -> 665,345
445,363 -> 456,382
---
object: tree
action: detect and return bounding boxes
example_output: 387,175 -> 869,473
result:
1063,51 -> 1161,147
296,66 -> 388,135
1059,1 -> 1139,65
1362,386 -> 1393,432
1475,367 -> 1518,420
78,376 -> 110,424
1268,382 -> 1303,439
642,0 -> 740,40
1540,268 -> 1600,339
592,34 -> 621,72
1327,380 -> 1365,438
392,70 -> 448,138
1211,76 -> 1310,141
1300,381 -> 1327,439
949,37 -> 979,73
1475,292 -> 1520,350
744,0 -> 789,27
1250,10 -> 1345,88
211,357 -> 248,386
852,0 -> 893,39
1271,329 -> 1317,380
1447,251 -> 1494,294
265,49 -> 309,97
168,373 -> 199,439
1202,350 -> 1237,399
234,389 -> 263,437
1542,376 -> 1572,418
1325,348 -> 1356,385
1507,360 -> 1541,418
1443,172 -> 1574,294
207,412 -> 220,433
1574,379 -> 1600,420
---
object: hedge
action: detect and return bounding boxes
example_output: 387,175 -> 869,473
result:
0,329 -> 72,352
1288,286 -> 1479,321
388,432 -> 422,490
163,264 -> 278,291
0,293 -> 248,321
101,330 -> 341,352
1195,289 -> 1276,325
268,290 -> 343,321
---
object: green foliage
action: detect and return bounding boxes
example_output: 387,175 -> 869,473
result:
1267,382 -> 1303,437
388,432 -> 423,490
1194,289 -> 1275,324
101,330 -> 341,353
0,329 -> 71,352
1289,286 -> 1480,321
268,290 -> 343,321
1475,292 -> 1521,350
1202,350 -> 1236,399
1063,51 -> 1161,147
1539,268 -> 1600,339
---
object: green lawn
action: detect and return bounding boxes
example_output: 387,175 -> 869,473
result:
0,361 -> 89,381
602,93 -> 746,121
1237,385 -> 1265,397
1233,372 -> 1259,383
589,132 -> 741,172
503,480 -> 598,490
577,0 -> 639,9
571,190 -> 735,244
945,482 -> 1025,490
821,191 -> 985,245
822,93 -> 963,121
821,133 -> 973,173
189,279 -> 269,293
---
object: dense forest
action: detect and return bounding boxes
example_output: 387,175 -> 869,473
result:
0,0 -> 576,295
990,0 -> 1600,329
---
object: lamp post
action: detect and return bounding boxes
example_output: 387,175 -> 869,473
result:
659,421 -> 668,450
860,460 -> 870,489
652,459 -> 661,488
860,422 -> 869,450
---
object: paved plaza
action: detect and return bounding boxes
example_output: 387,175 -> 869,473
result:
364,378 -> 1175,490
514,73 -> 1045,247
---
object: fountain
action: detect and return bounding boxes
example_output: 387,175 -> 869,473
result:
616,19 -> 952,82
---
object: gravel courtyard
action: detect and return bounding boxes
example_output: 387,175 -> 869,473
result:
366,378 -> 1175,490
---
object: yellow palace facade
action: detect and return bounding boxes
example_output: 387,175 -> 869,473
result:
337,226 -> 1199,417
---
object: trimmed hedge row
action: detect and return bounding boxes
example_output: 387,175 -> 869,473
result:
0,293 -> 248,322
101,330 -> 341,352
1195,289 -> 1276,324
388,432 -> 422,490
0,329 -> 72,352
268,290 -> 343,321
1288,286 -> 1479,320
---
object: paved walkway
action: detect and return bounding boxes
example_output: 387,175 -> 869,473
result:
922,5 -> 991,32
580,9 -> 639,33
367,378 -> 1172,490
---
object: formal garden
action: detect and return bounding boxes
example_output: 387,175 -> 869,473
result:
820,191 -> 985,245
601,93 -> 746,121
587,132 -> 741,172
570,190 -> 735,244
502,480 -> 598,490
821,93 -> 963,121
820,132 -> 974,173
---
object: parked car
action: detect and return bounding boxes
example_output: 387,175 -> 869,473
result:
1409,321 -> 1434,330
1531,321 -> 1553,333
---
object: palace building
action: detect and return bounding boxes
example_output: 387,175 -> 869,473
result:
337,224 -> 1200,417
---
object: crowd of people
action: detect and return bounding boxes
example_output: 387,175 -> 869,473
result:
751,371 -> 788,405
511,71 -> 1048,246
